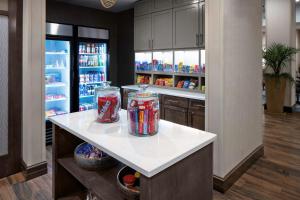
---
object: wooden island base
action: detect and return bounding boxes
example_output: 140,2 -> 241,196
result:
53,125 -> 213,200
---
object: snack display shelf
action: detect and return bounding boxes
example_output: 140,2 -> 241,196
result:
135,71 -> 152,75
173,72 -> 201,77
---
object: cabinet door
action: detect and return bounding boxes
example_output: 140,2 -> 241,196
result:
173,0 -> 199,8
134,15 -> 152,51
164,105 -> 188,126
188,110 -> 205,130
134,0 -> 153,17
152,10 -> 173,50
173,4 -> 199,49
199,2 -> 205,47
153,0 -> 172,12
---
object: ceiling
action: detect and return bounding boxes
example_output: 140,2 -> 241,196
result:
54,0 -> 138,13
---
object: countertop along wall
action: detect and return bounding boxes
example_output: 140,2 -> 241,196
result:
46,1 -> 119,85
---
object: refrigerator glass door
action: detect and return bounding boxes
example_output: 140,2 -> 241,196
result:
78,42 -> 107,111
45,40 -> 71,119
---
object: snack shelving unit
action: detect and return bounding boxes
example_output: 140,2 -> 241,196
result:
135,50 -> 206,93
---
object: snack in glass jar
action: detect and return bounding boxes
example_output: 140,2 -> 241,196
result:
94,82 -> 121,123
127,85 -> 159,136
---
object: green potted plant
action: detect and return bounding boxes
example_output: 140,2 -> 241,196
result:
263,43 -> 298,113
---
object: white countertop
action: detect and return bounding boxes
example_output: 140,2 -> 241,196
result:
122,85 -> 206,100
50,110 -> 216,177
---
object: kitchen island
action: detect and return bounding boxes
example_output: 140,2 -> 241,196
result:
50,110 -> 216,200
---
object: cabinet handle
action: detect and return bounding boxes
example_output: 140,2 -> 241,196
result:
152,39 -> 154,49
194,104 -> 205,108
149,40 -> 151,49
199,33 -> 204,46
196,34 -> 200,46
167,100 -> 178,104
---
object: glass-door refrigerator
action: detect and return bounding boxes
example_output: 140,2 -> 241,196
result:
45,23 -> 73,145
77,26 -> 109,111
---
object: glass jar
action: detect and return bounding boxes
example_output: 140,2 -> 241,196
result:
127,85 -> 159,136
94,82 -> 121,123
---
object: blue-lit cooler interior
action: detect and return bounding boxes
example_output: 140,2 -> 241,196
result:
45,40 -> 70,119
78,42 -> 107,111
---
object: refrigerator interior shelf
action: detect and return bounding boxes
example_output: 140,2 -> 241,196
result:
80,82 -> 103,85
80,95 -> 94,98
79,53 -> 105,55
46,52 -> 69,55
79,66 -> 105,69
46,98 -> 67,103
45,66 -> 66,70
46,83 -> 66,88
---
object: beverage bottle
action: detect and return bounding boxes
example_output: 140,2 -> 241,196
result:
85,55 -> 88,66
95,45 -> 98,53
79,45 -> 82,54
87,44 -> 90,53
79,55 -> 82,66
82,44 -> 86,53
92,44 -> 95,54
97,73 -> 101,82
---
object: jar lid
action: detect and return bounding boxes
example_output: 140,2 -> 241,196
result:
128,85 -> 158,100
95,81 -> 119,92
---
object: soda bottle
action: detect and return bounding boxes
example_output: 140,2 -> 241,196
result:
95,45 -> 98,53
87,44 -> 90,53
92,44 -> 95,54
82,44 -> 86,53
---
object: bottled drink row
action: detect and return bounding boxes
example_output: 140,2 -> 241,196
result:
79,71 -> 105,84
79,43 -> 106,54
79,84 -> 97,97
79,55 -> 105,67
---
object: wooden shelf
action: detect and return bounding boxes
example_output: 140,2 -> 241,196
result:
57,157 -> 124,200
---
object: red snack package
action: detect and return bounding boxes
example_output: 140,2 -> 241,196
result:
97,95 -> 119,123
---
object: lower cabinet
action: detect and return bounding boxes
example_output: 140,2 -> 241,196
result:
163,105 -> 188,126
122,89 -> 205,130
188,110 -> 205,130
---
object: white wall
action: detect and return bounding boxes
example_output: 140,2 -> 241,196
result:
265,0 -> 296,107
206,0 -> 263,178
0,0 -> 8,11
22,0 -> 46,167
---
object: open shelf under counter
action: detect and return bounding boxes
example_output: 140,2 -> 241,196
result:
57,157 -> 124,200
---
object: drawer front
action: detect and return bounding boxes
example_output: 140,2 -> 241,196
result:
163,95 -> 189,108
189,99 -> 205,111
163,105 -> 188,126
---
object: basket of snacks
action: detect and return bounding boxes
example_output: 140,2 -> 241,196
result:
74,142 -> 117,171
117,166 -> 140,200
